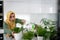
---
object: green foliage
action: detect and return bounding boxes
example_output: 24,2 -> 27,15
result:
41,18 -> 56,27
40,18 -> 57,40
22,31 -> 34,40
36,25 -> 47,36
12,27 -> 22,33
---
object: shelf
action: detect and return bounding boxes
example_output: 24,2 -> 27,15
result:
0,29 -> 4,33
0,34 -> 3,40
0,14 -> 2,16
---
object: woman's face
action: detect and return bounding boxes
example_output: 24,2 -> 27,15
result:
10,13 -> 15,21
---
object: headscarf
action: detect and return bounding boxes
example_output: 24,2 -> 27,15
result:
5,11 -> 16,30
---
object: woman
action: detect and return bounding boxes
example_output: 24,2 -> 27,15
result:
3,11 -> 26,40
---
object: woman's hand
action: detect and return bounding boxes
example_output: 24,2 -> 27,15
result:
6,34 -> 10,38
11,32 -> 15,38
12,31 -> 15,35
21,19 -> 26,25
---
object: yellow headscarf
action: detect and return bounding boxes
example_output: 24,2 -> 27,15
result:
5,11 -> 15,30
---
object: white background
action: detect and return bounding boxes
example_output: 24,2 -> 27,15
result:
4,0 -> 57,24
3,0 -> 58,40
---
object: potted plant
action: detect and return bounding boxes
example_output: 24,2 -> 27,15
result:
22,31 -> 34,40
12,27 -> 23,40
40,18 -> 57,40
49,26 -> 57,40
36,25 -> 47,40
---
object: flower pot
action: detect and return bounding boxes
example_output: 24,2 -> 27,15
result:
14,31 -> 22,40
37,36 -> 43,40
32,37 -> 37,40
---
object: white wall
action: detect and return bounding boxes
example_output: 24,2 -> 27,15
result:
4,0 -> 57,13
30,14 -> 57,24
4,0 -> 57,40
4,0 -> 57,24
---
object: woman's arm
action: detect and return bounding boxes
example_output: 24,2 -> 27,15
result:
16,18 -> 26,25
3,22 -> 12,34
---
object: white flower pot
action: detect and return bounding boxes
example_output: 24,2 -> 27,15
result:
37,36 -> 43,40
32,37 -> 37,40
14,31 -> 22,40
